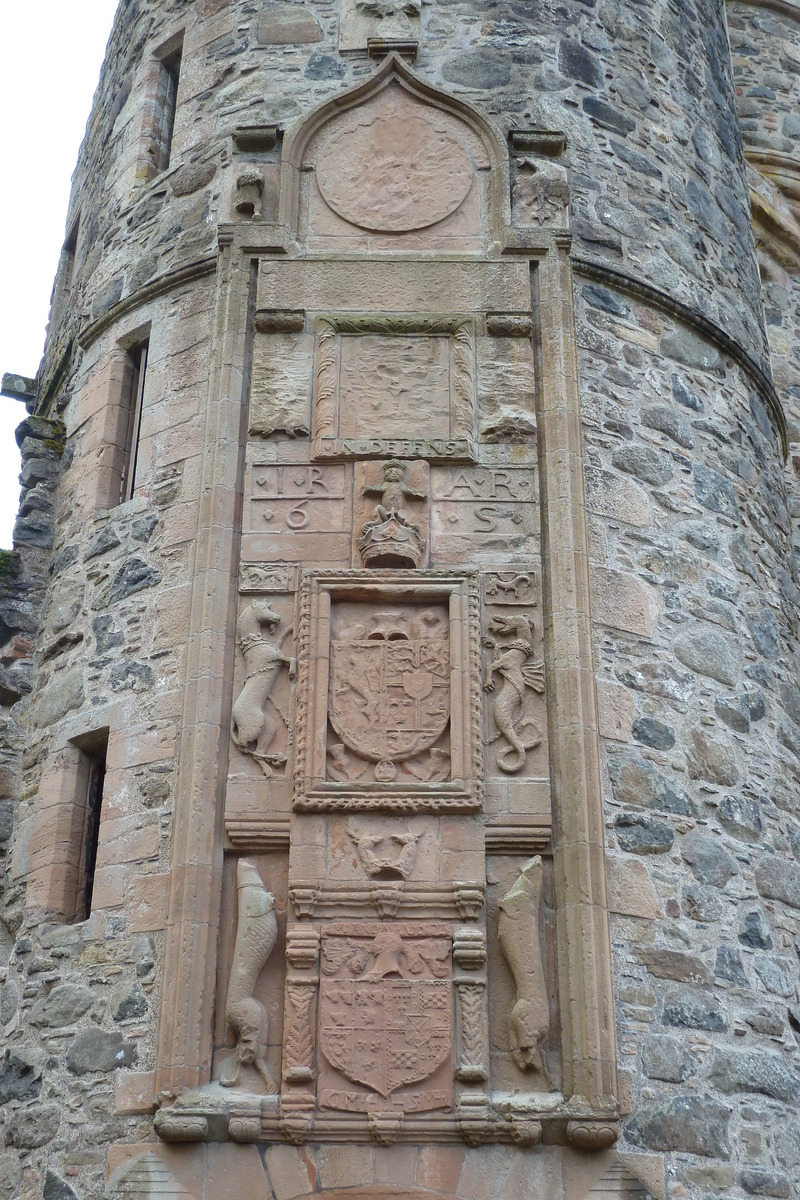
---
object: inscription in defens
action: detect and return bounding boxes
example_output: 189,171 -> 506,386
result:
313,437 -> 475,463
251,465 -> 347,534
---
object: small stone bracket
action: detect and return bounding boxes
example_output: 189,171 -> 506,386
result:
367,38 -> 418,60
233,125 -> 281,154
509,128 -> 566,157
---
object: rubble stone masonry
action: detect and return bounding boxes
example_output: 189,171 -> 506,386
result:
1,1 -> 799,1199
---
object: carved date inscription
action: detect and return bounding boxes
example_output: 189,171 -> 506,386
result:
250,465 -> 346,535
430,467 -> 539,562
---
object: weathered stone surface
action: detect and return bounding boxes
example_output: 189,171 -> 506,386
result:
0,1154 -> 22,1200
30,983 -> 93,1027
681,833 -> 737,887
108,559 -> 163,604
674,627 -> 740,685
755,856 -> 800,909
624,1094 -> 731,1158
682,883 -> 723,923
693,464 -> 739,519
34,665 -> 84,727
709,1048 -> 800,1103
718,794 -> 762,842
642,404 -> 694,449
641,1034 -> 695,1082
686,728 -> 739,786
636,947 -> 711,985
6,1103 -> 60,1148
740,1168 -> 792,1198
257,6 -> 322,44
739,908 -> 773,949
671,372 -> 704,411
714,944 -> 749,986
0,1051 -> 42,1103
632,715 -> 675,749
442,48 -> 511,89
612,443 -> 673,486
662,987 -> 727,1032
43,1172 -> 79,1200
753,956 -> 795,998
615,813 -> 674,854
66,1028 -> 136,1075
608,752 -> 693,815
661,328 -> 724,372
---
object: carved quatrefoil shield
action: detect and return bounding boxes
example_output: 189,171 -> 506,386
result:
329,625 -> 449,765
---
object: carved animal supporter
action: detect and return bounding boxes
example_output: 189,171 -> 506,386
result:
498,856 -> 549,1074
483,613 -> 544,773
231,600 -> 295,775
221,859 -> 278,1093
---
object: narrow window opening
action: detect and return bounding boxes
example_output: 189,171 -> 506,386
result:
71,731 -> 109,922
152,46 -> 182,173
120,340 -> 148,503
62,216 -> 80,299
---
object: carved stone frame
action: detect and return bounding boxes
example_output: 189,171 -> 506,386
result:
310,314 -> 477,461
293,569 -> 482,811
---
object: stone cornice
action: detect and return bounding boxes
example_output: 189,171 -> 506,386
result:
726,0 -> 800,23
571,255 -> 788,460
77,255 -> 218,352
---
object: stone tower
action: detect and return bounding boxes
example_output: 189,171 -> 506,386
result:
1,1 -> 799,1198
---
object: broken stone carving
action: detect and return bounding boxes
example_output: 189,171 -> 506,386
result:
348,826 -> 421,878
318,922 -> 453,1113
483,613 -> 544,773
234,170 -> 265,219
498,856 -> 549,1075
231,600 -> 295,775
358,460 -> 428,568
220,859 -> 278,1093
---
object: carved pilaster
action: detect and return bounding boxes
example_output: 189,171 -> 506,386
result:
280,926 -> 320,1138
453,928 -> 490,1143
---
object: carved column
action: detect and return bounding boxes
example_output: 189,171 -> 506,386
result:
453,928 -> 490,1145
280,926 -> 320,1142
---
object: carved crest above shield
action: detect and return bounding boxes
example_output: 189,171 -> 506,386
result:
293,570 -> 482,811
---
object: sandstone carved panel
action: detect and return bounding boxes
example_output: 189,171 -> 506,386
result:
317,921 -> 453,1114
239,563 -> 299,594
311,315 -> 476,461
293,571 -> 482,811
483,613 -> 545,775
220,860 -> 279,1093
498,857 -> 549,1076
316,111 -> 472,232
250,464 -> 347,538
249,332 -> 312,439
338,0 -> 426,53
354,459 -> 430,569
430,466 -> 539,565
230,598 -> 296,777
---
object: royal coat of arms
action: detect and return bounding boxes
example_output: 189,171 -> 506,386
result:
318,923 -> 453,1113
327,606 -> 450,782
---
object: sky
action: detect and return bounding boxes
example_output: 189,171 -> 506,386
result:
0,2 -> 119,548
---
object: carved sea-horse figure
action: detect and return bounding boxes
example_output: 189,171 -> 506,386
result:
483,613 -> 545,773
231,600 -> 295,775
498,856 -> 549,1076
221,859 -> 278,1093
